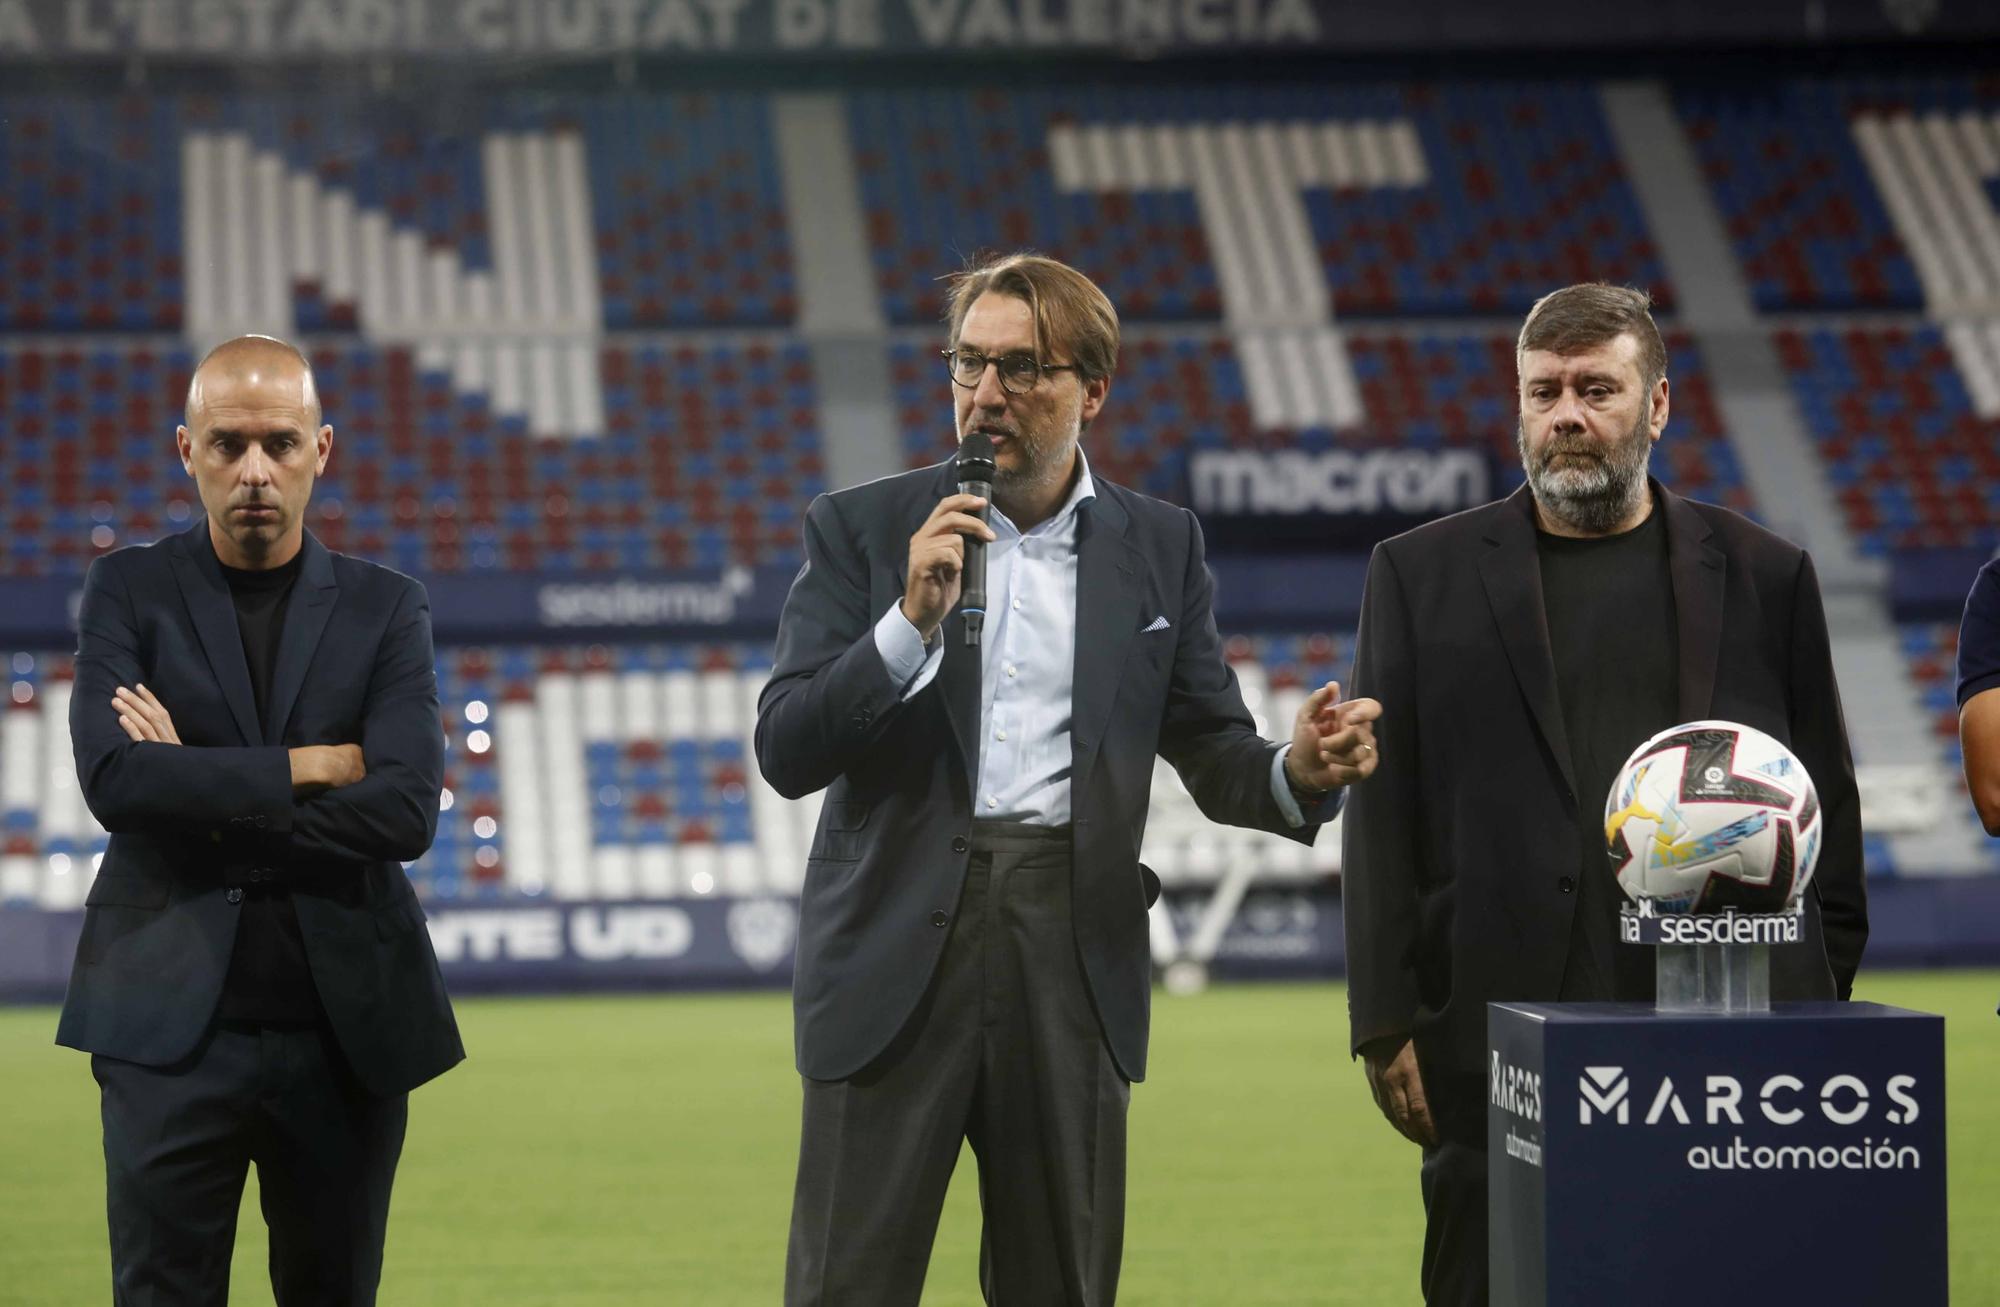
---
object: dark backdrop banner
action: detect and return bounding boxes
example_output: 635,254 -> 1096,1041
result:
1185,445 -> 1500,551
0,0 -> 1991,61
5,876 -> 2000,1002
1891,547 -> 2000,623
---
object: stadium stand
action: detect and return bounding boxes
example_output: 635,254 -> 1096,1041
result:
0,96 -> 184,332
1674,83 -> 1926,312
584,94 -> 796,329
1677,75 -> 2000,315
852,83 -> 1670,324
1902,620 -> 1972,768
0,91 -> 792,336
1776,326 -> 2000,556
0,636 -> 1362,909
0,71 -> 1993,948
0,340 -> 823,576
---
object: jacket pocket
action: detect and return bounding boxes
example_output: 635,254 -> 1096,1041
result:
83,875 -> 170,910
813,801 -> 871,863
374,896 -> 429,940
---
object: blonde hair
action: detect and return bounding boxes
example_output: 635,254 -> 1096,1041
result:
944,252 -> 1120,382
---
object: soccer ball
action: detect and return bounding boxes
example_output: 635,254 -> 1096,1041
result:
1603,720 -> 1821,914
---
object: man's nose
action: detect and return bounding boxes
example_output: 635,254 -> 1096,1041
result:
240,445 -> 273,485
1549,391 -> 1588,432
971,361 -> 1009,410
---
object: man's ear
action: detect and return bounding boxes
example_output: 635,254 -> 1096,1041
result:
1080,372 -> 1112,427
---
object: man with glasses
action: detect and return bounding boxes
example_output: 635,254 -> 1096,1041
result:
758,252 -> 1383,1304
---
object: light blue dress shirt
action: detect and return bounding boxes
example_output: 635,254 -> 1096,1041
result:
874,453 -> 1325,828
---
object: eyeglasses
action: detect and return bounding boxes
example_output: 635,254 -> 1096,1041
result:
941,348 -> 1080,396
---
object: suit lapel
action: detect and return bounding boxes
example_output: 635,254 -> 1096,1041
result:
261,532 -> 339,746
1069,492 -> 1143,793
1476,487 -> 1578,799
1663,487 -> 1726,721
939,607 -> 980,798
908,462 -> 982,798
168,523 -> 261,747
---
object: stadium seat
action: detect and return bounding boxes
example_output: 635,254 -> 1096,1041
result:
1777,326 -> 2000,555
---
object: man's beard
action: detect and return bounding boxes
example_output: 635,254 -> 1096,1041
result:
1518,401 -> 1654,535
974,397 -> 1082,511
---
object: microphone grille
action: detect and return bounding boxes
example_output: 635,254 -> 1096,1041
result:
957,431 -> 995,465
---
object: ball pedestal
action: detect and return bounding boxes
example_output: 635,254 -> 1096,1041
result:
1488,908 -> 1946,1306
1640,905 -> 1780,1013
1654,940 -> 1767,1011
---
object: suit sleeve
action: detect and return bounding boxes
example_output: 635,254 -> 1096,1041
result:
1156,510 -> 1321,844
69,554 -> 293,834
1788,551 -> 1867,997
284,579 -> 446,867
755,493 -> 919,800
1341,544 -> 1425,1055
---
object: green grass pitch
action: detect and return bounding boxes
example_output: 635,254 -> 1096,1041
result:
2,972 -> 1994,1304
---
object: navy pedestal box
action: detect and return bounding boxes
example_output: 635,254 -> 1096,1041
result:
1489,1002 -> 1946,1306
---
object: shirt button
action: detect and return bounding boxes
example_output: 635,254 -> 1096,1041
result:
1559,876 -> 1576,894
952,836 -> 969,853
931,910 -> 949,928
995,730 -> 1007,741
985,797 -> 997,809
1006,666 -> 1017,678
1011,599 -> 1020,610
225,887 -> 244,905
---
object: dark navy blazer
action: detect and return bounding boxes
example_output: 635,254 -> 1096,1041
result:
56,522 -> 463,1097
757,461 -> 1329,1084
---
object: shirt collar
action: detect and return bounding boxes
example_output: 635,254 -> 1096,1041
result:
994,449 -> 1097,541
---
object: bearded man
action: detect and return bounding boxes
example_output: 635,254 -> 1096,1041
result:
757,252 -> 1382,1305
1339,283 -> 1868,1304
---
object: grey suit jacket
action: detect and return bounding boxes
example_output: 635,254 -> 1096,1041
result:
757,460 -> 1330,1083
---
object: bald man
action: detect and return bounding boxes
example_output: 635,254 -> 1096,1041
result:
58,336 -> 463,1306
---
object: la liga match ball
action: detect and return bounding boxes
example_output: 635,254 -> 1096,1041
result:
1603,720 -> 1822,914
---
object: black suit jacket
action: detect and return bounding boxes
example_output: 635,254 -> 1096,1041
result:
757,461 -> 1328,1083
56,523 -> 464,1097
1341,483 -> 1867,1143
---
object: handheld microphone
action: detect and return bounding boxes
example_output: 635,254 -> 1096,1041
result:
955,432 -> 996,648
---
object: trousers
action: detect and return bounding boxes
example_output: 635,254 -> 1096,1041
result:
94,1019 -> 407,1307
785,820 -> 1130,1305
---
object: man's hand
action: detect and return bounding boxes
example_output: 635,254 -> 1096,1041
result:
1362,1034 -> 1438,1148
289,744 -> 366,794
113,684 -> 182,745
901,493 -> 996,643
1286,681 -> 1382,793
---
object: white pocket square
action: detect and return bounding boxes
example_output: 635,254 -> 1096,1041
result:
1141,615 -> 1171,634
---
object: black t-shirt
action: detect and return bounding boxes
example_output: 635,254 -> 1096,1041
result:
1537,503 -> 1679,1001
215,552 -> 324,1024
